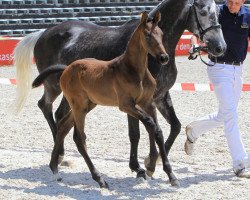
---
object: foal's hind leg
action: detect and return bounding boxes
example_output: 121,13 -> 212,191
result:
127,115 -> 147,179
71,100 -> 108,188
55,96 -> 72,164
55,96 -> 71,124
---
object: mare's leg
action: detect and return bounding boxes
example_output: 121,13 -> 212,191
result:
49,110 -> 74,180
38,83 -> 61,142
127,115 -> 147,178
154,91 -> 181,155
38,84 -> 68,164
140,102 -> 179,186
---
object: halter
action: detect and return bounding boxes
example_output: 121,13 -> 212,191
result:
188,0 -> 221,41
188,45 -> 216,66
192,5 -> 221,41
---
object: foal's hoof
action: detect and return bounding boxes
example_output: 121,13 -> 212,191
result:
146,170 -> 154,178
58,155 -> 75,168
54,173 -> 62,182
144,154 -> 159,168
60,160 -> 75,168
170,179 -> 180,187
58,155 -> 64,164
100,180 -> 109,189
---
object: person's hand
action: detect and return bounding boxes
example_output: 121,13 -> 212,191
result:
188,44 -> 200,60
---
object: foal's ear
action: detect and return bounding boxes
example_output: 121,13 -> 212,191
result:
153,11 -> 161,25
140,11 -> 148,25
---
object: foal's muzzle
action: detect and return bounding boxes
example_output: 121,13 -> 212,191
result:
158,53 -> 169,65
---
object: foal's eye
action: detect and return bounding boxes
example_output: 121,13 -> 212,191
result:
145,32 -> 151,39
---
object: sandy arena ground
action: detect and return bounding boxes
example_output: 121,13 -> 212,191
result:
0,55 -> 250,200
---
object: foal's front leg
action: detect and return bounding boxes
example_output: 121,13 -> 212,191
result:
120,101 -> 179,186
139,102 -> 179,187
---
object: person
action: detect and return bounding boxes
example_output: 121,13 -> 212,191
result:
185,0 -> 250,178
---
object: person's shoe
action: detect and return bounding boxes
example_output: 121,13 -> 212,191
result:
243,155 -> 250,168
234,168 -> 250,178
184,125 -> 196,155
233,155 -> 250,178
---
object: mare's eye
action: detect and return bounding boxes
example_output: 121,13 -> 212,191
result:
209,13 -> 216,21
200,9 -> 208,16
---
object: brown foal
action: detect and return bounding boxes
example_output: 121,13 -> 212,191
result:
32,11 -> 170,188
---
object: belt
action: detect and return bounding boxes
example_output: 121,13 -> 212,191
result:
210,59 -> 242,66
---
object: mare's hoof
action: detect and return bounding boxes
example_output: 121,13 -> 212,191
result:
146,170 -> 154,178
60,160 -> 75,168
144,155 -> 150,168
170,179 -> 180,187
156,155 -> 161,164
136,170 -> 147,179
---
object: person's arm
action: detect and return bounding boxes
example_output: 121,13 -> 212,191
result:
188,35 -> 200,60
190,35 -> 198,46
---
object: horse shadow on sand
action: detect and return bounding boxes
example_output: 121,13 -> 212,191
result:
0,164 -> 176,199
172,163 -> 237,188
0,151 -> 238,199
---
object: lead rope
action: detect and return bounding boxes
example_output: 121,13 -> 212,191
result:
188,46 -> 216,66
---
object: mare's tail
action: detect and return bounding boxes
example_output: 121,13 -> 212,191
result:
13,30 -> 45,113
32,65 -> 67,88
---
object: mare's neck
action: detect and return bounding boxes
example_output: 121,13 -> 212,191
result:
151,0 -> 188,55
122,28 -> 148,72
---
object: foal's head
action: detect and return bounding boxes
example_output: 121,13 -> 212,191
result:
139,11 -> 169,65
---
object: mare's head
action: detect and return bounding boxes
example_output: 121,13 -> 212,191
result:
139,11 -> 169,65
186,0 -> 227,57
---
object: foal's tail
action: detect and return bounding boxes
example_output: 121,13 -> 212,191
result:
13,29 -> 45,113
32,64 -> 67,88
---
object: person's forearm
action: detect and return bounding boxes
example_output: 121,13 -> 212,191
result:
190,35 -> 198,45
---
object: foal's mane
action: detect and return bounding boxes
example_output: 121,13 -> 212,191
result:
123,16 -> 145,53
